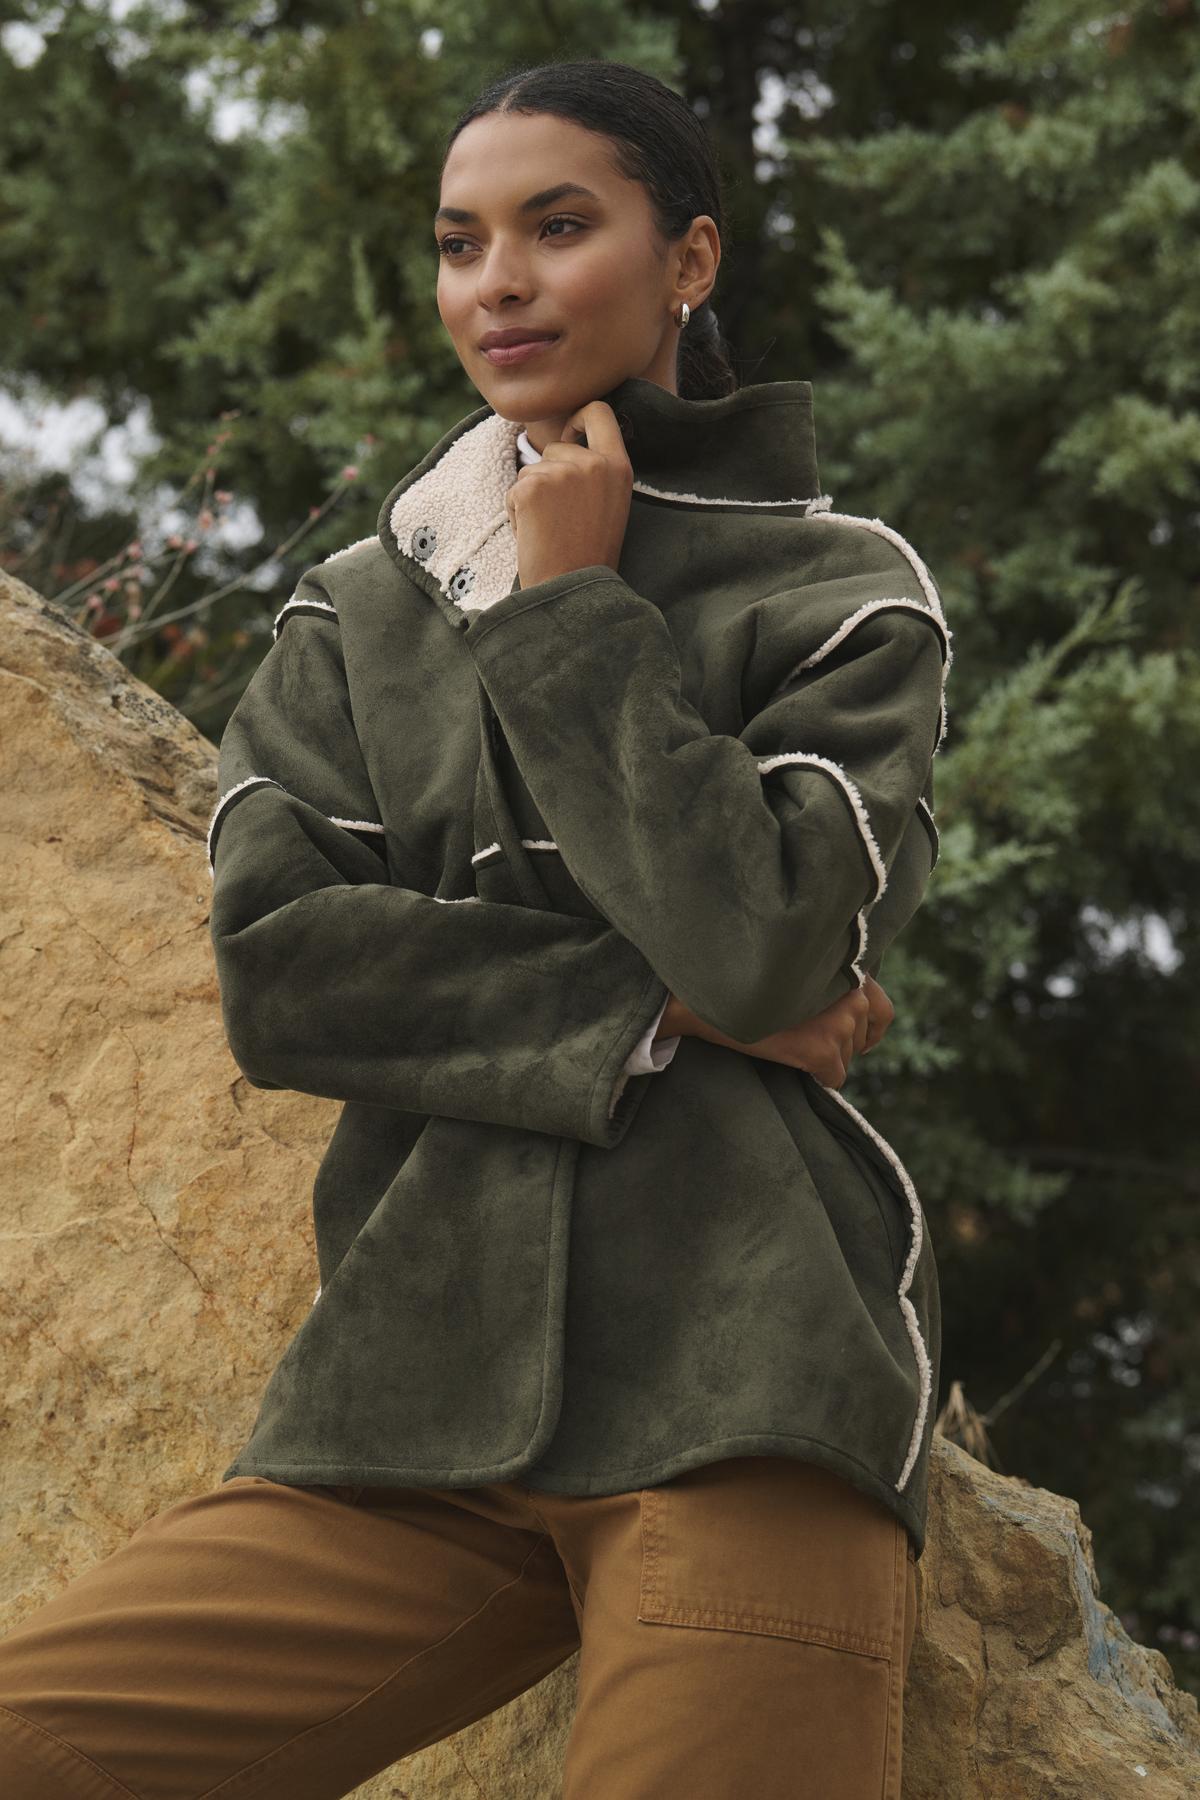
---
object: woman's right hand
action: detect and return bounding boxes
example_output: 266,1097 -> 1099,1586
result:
660,974 -> 894,1090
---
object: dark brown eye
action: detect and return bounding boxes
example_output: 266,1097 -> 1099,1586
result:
436,215 -> 584,259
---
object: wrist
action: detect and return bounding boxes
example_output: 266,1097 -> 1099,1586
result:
657,994 -> 691,1039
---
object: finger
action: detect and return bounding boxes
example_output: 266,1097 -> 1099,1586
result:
558,400 -> 625,454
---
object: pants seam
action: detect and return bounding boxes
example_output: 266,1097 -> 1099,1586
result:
879,1526 -> 908,1798
513,1491 -> 585,1613
195,1529 -> 554,1800
0,1704 -> 141,1800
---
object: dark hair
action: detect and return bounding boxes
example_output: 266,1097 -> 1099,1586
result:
441,58 -> 739,400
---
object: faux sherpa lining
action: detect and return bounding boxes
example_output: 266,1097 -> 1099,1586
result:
384,407 -> 953,785
386,410 -> 834,620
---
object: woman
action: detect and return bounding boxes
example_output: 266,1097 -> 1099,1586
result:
0,58 -> 952,1800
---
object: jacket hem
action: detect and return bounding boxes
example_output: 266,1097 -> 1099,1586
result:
220,1429 -> 929,1560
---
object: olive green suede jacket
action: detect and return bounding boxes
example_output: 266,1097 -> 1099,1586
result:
207,373 -> 953,1558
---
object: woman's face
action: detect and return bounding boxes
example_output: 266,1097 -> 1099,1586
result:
435,111 -> 718,454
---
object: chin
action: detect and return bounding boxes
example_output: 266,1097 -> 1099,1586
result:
484,391 -> 566,425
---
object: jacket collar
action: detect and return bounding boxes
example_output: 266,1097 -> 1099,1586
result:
377,374 -> 830,630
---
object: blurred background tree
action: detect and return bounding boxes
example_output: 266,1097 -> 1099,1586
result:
2,0 -> 1197,1698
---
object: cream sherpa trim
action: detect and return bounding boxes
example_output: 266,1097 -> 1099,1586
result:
808,512 -> 948,628
755,749 -> 886,987
804,513 -> 954,751
756,751 -> 888,897
320,534 -> 378,569
272,595 -> 338,639
820,1083 -> 934,1495
916,795 -> 939,861
631,479 -> 832,512
770,597 -> 951,693
205,774 -> 282,869
472,837 -> 560,870
205,774 -> 385,877
766,594 -> 953,755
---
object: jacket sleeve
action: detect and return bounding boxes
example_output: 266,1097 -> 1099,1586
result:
207,575 -> 672,1149
464,559 -> 951,1047
609,991 -> 680,1119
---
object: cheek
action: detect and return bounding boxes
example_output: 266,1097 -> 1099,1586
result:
557,244 -> 644,321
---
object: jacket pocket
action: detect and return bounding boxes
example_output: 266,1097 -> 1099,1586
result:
637,1456 -> 907,1659
752,1062 -> 910,1291
814,1099 -> 912,1291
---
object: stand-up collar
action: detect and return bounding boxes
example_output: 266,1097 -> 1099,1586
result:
377,374 -> 828,629
594,373 -> 821,505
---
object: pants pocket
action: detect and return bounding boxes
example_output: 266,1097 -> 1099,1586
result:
637,1455 -> 906,1659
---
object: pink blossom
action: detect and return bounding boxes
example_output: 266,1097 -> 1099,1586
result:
341,465 -> 359,481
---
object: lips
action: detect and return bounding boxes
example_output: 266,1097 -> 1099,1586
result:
481,335 -> 561,368
479,330 -> 559,350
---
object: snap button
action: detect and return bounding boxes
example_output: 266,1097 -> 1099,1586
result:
449,564 -> 476,600
410,525 -> 437,562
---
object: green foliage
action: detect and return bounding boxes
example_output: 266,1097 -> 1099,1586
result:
2,0 -> 1197,1696
785,0 -> 1200,1694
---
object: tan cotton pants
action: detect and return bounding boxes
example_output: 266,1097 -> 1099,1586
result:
0,1453 -> 918,1800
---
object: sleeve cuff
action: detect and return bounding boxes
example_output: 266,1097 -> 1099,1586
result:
607,991 -> 682,1120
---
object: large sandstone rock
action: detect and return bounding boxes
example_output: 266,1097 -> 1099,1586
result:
2,572 -> 1197,1797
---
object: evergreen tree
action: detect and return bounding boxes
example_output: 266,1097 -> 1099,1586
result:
785,0 -> 1200,1692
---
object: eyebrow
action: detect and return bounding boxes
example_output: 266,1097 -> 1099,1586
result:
434,182 -> 603,226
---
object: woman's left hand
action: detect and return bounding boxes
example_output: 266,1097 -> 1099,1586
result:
505,400 -> 634,590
